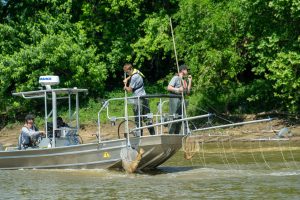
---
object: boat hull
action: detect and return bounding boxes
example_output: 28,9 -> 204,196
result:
0,135 -> 183,170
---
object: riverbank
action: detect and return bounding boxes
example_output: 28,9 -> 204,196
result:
1,116 -> 300,149
0,123 -> 111,148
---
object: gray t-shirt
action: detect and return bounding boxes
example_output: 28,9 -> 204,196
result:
21,126 -> 39,137
20,125 -> 40,145
130,73 -> 146,96
169,75 -> 181,88
169,75 -> 189,94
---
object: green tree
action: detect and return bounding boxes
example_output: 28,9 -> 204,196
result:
0,0 -> 107,116
244,0 -> 300,112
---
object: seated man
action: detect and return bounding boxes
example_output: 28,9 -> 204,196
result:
56,116 -> 70,138
57,116 -> 69,128
46,117 -> 70,138
18,114 -> 44,149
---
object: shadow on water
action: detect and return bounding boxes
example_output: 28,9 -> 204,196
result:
143,166 -> 198,175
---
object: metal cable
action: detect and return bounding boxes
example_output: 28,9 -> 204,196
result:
258,139 -> 272,170
277,140 -> 291,169
249,140 -> 261,169
227,133 -> 241,170
287,140 -> 299,169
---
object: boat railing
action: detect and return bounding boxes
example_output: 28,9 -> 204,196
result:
97,94 -> 212,142
96,94 -> 276,143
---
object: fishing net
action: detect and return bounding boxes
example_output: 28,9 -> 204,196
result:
120,147 -> 144,173
182,135 -> 201,160
182,127 -> 300,170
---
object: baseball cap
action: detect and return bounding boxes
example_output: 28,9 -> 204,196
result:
25,114 -> 35,121
179,64 -> 189,71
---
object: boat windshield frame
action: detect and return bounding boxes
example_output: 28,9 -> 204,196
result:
13,88 -> 88,148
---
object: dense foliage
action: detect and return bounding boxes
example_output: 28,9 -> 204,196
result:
0,0 -> 300,121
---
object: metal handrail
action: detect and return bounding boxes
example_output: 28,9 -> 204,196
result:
97,94 -> 190,141
131,114 -> 212,132
192,118 -> 272,132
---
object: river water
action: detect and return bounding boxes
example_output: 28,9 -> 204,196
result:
1,142 -> 300,200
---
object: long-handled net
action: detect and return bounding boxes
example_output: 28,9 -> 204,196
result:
120,72 -> 141,173
120,147 -> 145,173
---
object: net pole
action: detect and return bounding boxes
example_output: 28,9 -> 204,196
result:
169,17 -> 190,135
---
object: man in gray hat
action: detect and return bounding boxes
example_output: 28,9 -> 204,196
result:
167,64 -> 192,134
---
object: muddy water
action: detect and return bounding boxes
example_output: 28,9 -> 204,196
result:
1,141 -> 300,200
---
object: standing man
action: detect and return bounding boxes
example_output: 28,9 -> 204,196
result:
167,64 -> 192,134
123,63 -> 155,136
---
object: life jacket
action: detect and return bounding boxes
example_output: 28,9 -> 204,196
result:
131,68 -> 145,78
127,69 -> 145,92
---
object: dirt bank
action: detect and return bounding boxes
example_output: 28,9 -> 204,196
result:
1,118 -> 300,148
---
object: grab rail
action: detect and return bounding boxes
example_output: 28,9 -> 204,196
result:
97,94 -> 195,142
